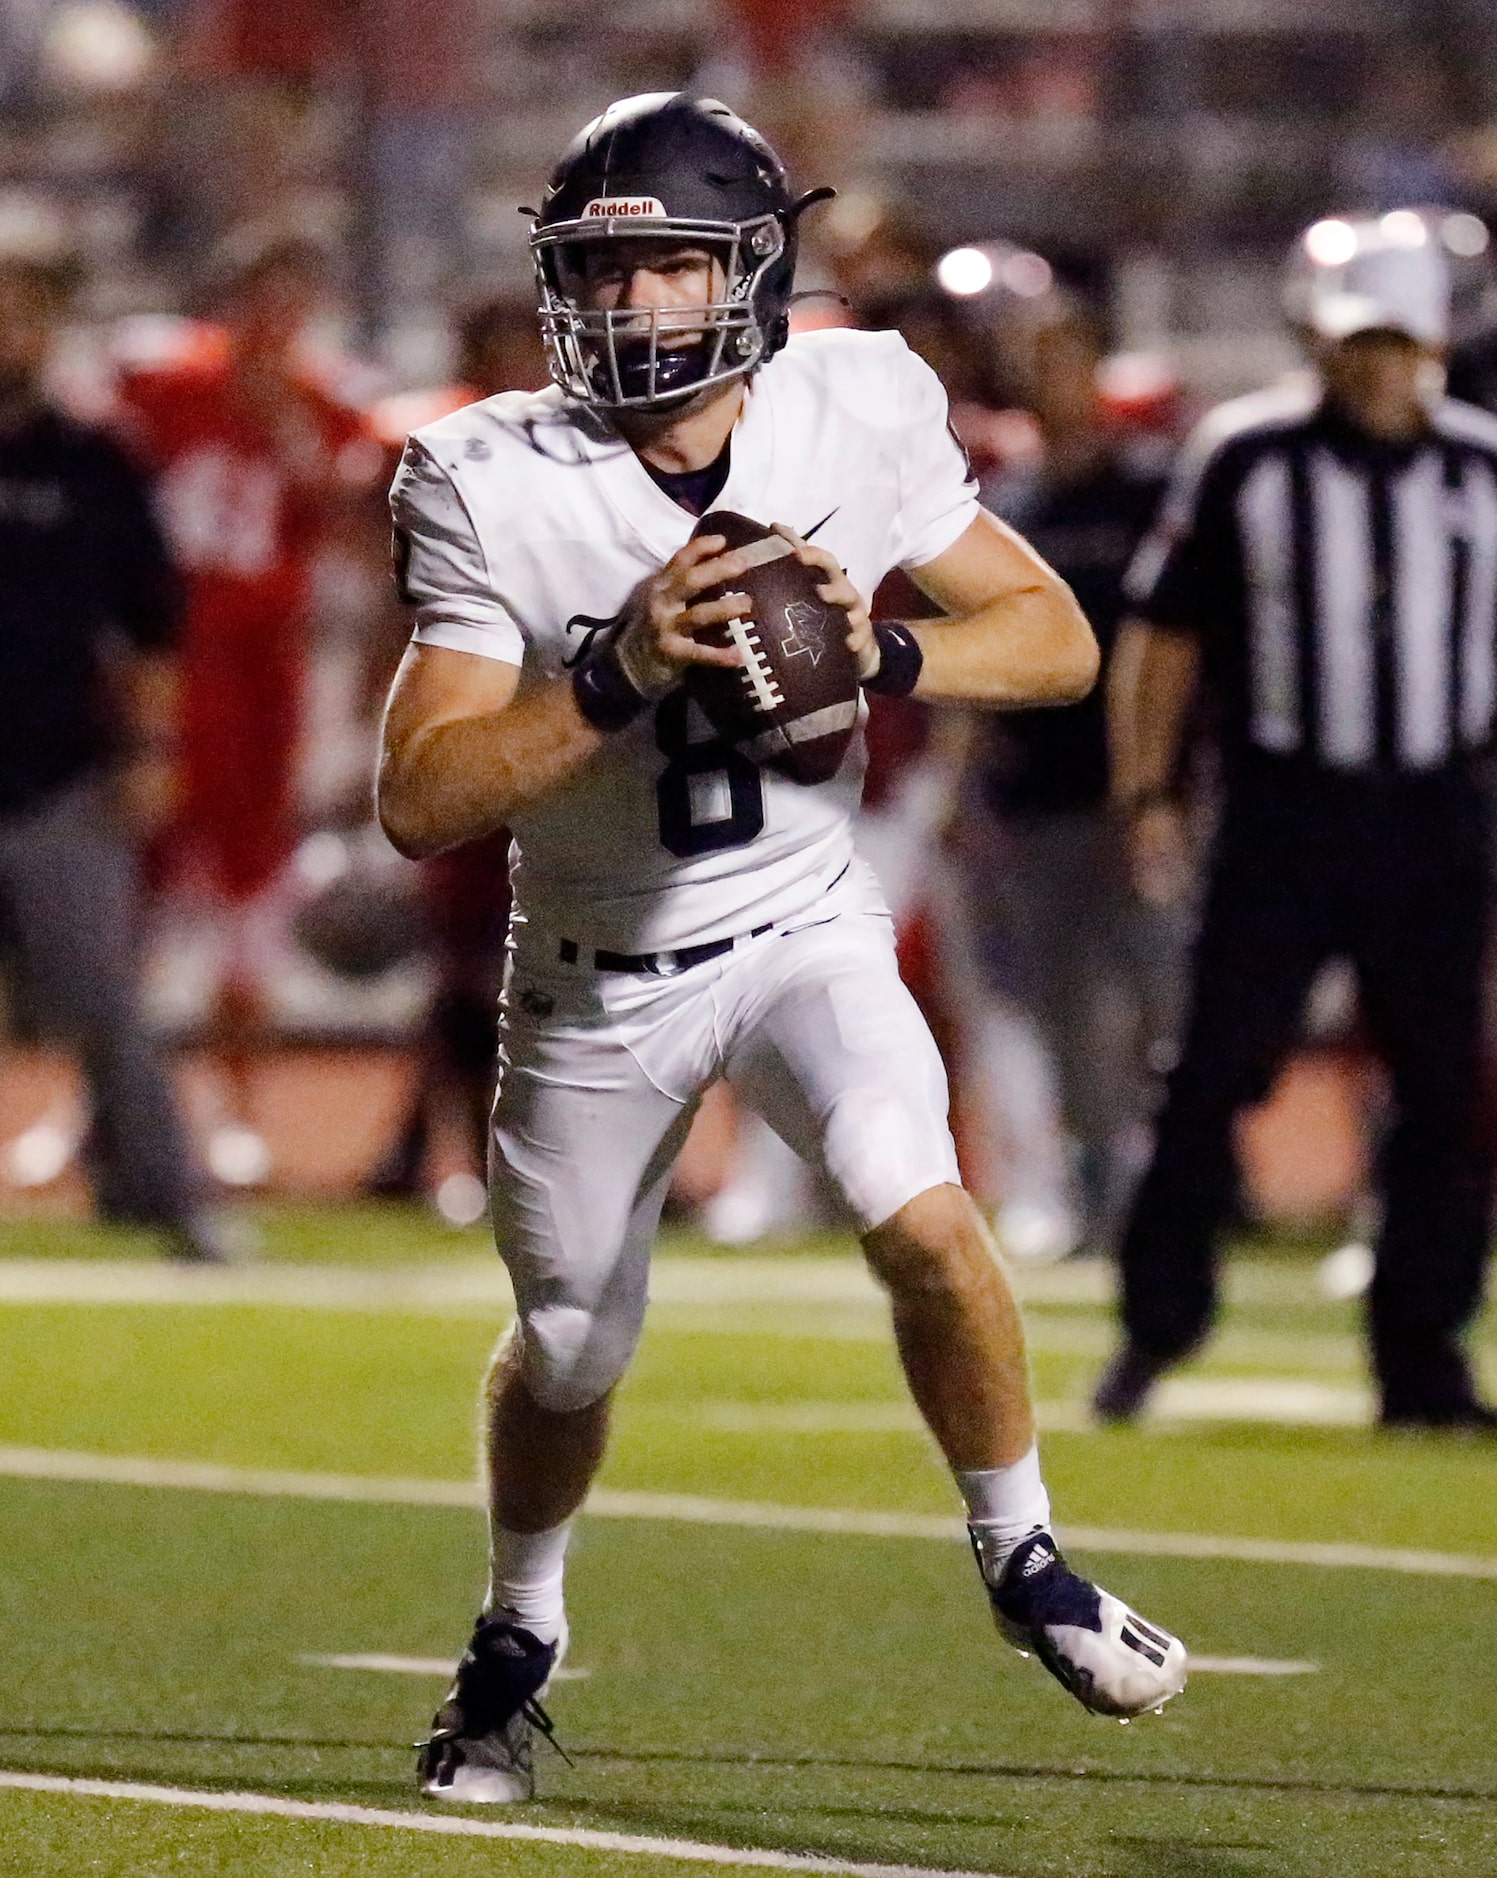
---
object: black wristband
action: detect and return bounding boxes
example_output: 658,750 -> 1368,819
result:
572,636 -> 650,733
862,622 -> 924,698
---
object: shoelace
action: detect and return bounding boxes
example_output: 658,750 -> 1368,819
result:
523,1695 -> 573,1767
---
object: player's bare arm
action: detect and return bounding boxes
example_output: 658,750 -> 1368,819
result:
377,533 -> 752,858
1107,616 -> 1199,903
903,510 -> 1097,705
779,512 -> 1096,706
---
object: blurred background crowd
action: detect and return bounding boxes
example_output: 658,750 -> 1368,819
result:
4,0 -> 1497,1282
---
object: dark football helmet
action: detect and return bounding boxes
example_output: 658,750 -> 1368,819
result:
529,92 -> 828,412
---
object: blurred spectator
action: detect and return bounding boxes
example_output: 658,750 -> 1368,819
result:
0,249 -> 222,1260
1098,214 -> 1497,1432
952,300 -> 1183,1255
1337,44 -> 1464,213
117,227 -> 378,1171
182,0 -> 476,328
367,292 -> 547,449
821,196 -> 937,326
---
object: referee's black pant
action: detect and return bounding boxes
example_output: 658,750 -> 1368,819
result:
1119,761 -> 1493,1414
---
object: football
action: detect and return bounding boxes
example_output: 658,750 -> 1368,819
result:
684,509 -> 861,786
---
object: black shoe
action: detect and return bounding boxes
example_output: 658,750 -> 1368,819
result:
976,1529 -> 1188,1719
1092,1344 -> 1170,1423
417,1614 -> 563,1802
1379,1398 -> 1497,1434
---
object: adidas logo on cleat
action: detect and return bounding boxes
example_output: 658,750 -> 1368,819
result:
978,1529 -> 1189,1721
1017,1537 -> 1055,1578
1119,1615 -> 1172,1668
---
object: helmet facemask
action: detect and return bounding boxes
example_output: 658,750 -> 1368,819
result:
531,212 -> 788,412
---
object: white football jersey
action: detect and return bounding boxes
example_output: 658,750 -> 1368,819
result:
392,327 -> 979,952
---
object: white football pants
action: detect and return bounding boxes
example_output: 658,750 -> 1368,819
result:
491,906 -> 960,1410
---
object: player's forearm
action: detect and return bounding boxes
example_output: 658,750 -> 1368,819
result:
378,678 -> 603,859
1107,619 -> 1200,804
908,578 -> 1098,707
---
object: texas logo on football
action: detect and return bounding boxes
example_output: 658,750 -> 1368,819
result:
779,601 -> 831,667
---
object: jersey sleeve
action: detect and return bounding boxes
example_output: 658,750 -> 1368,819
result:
889,340 -> 982,570
1123,422 -> 1235,636
390,439 -> 525,665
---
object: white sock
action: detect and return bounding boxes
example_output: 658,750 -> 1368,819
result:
956,1445 -> 1051,1574
483,1518 -> 572,1645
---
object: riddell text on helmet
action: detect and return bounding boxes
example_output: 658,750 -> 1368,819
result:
582,197 -> 666,218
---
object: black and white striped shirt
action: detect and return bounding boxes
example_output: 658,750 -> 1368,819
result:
1127,381 -> 1497,773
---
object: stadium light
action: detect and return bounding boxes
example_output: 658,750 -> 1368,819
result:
1001,250 -> 1053,298
936,247 -> 995,297
1379,209 -> 1428,249
1303,219 -> 1359,267
1441,212 -> 1490,258
43,1 -> 155,92
937,243 -> 1053,301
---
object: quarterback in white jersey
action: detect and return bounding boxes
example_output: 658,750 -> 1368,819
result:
393,323 -> 970,954
379,93 -> 1187,1804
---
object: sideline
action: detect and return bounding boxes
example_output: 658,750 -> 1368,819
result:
0,1770 -> 1004,1876
0,1445 -> 1493,1581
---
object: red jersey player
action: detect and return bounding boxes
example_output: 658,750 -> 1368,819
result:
118,233 -> 379,1167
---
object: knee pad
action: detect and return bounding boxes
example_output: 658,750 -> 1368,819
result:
823,1087 -> 960,1233
516,1299 -> 642,1413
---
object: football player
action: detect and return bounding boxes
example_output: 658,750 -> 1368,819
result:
378,93 -> 1187,1802
118,232 -> 379,1168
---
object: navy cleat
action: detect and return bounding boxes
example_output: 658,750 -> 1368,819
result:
417,1613 -> 566,1802
974,1529 -> 1187,1720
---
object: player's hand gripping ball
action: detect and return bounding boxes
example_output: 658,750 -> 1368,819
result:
684,510 -> 862,786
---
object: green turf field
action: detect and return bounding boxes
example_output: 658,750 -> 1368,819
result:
0,1206 -> 1493,1876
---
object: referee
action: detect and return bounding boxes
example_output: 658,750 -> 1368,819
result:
1098,210 -> 1497,1431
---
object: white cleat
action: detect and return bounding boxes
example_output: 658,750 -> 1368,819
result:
974,1529 -> 1188,1720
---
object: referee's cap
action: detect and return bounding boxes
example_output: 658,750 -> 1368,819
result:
1288,211 -> 1453,347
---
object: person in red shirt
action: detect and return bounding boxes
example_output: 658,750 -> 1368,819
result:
118,232 -> 379,1158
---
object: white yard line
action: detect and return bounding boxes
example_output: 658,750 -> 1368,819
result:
0,1257 -> 890,1312
1186,1657 -> 1319,1676
301,1646 -> 1314,1680
1,1445 -> 1494,1581
299,1653 -> 589,1680
0,1445 -> 482,1507
0,1252 -> 1393,1313
695,1403 -> 925,1434
1150,1378 -> 1372,1425
0,1258 -> 1416,1384
0,1258 -> 514,1314
0,1771 -> 1004,1877
301,1652 -> 462,1676
689,1379 -> 1373,1433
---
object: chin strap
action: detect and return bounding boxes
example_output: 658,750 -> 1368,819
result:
787,288 -> 851,315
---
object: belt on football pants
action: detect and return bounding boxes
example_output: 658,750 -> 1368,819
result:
558,924 -> 774,977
